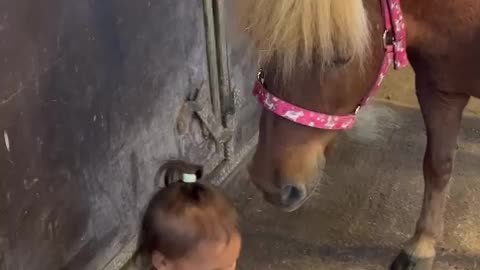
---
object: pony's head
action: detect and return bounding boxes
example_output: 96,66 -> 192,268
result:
236,0 -> 386,211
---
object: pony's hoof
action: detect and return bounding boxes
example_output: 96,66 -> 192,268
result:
390,250 -> 434,270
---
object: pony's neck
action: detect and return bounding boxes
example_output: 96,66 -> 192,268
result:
399,0 -> 425,50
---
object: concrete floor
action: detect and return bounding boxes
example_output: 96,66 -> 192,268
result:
223,101 -> 480,270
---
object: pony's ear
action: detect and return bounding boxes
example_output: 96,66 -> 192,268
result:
152,251 -> 172,270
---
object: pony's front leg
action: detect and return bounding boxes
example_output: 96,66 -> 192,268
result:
391,85 -> 469,270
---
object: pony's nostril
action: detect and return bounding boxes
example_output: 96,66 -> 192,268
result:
280,184 -> 306,206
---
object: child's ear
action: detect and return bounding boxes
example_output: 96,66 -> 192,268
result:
152,251 -> 172,270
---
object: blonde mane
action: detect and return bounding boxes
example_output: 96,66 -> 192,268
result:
235,0 -> 370,76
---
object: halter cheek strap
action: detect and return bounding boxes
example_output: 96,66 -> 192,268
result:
253,0 -> 408,130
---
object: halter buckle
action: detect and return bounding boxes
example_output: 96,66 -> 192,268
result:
383,29 -> 395,47
257,68 -> 265,85
355,105 -> 361,115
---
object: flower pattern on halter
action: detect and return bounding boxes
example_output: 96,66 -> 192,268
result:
253,0 -> 408,130
253,81 -> 358,129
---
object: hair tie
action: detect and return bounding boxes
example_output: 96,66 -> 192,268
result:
182,173 -> 197,183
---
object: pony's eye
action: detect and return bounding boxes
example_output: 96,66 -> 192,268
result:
332,55 -> 353,67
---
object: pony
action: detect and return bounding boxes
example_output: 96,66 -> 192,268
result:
233,0 -> 480,269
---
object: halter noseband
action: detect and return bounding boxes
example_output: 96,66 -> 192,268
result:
253,0 -> 408,130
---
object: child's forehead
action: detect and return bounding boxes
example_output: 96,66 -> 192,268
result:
186,232 -> 241,268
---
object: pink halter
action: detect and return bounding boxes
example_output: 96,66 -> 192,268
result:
253,0 -> 408,130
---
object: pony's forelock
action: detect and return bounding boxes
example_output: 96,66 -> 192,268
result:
235,0 -> 370,77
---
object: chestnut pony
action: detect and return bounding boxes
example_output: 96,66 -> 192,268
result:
233,1 -> 480,269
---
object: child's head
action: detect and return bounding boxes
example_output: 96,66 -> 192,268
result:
134,181 -> 241,270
